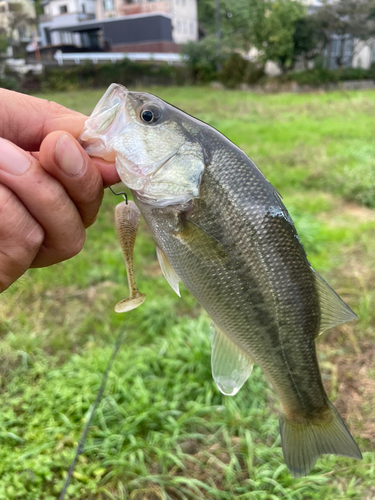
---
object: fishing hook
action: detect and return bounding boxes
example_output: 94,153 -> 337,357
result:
109,186 -> 128,204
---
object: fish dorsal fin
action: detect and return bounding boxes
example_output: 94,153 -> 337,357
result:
312,268 -> 358,335
156,246 -> 181,297
211,324 -> 253,396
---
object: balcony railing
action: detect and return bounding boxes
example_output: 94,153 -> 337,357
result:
121,1 -> 169,16
54,50 -> 184,66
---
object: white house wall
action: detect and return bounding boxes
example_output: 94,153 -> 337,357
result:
44,0 -> 95,17
171,0 -> 197,43
352,39 -> 373,69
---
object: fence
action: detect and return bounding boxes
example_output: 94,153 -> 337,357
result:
54,50 -> 184,66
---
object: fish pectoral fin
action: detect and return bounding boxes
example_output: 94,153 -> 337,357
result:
211,324 -> 253,396
156,246 -> 181,297
312,268 -> 358,336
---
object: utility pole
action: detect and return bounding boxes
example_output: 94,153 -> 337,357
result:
215,0 -> 222,72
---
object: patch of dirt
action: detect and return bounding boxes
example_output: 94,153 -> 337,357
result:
342,203 -> 375,223
316,233 -> 375,448
44,280 -> 116,303
319,328 -> 375,447
318,199 -> 375,227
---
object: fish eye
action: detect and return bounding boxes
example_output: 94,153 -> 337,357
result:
140,106 -> 161,124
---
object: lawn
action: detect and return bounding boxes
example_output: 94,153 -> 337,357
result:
1,87 -> 375,500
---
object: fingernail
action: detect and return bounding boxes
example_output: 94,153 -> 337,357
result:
55,133 -> 85,176
0,138 -> 32,175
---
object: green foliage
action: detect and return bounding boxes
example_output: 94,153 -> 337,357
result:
293,16 -> 326,68
0,34 -> 8,54
196,0 -> 306,71
181,36 -> 221,83
0,75 -> 20,91
253,0 -> 306,71
218,53 -> 264,88
42,59 -> 189,92
311,0 -> 375,67
280,66 -> 375,86
2,87 -> 375,498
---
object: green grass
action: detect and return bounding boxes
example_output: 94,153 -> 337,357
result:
1,87 -> 375,499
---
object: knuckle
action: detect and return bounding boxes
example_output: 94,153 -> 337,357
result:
0,185 -> 44,253
24,224 -> 45,253
0,185 -> 14,214
70,233 -> 86,258
63,230 -> 86,260
40,180 -> 67,210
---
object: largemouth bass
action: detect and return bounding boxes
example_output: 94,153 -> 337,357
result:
81,84 -> 362,477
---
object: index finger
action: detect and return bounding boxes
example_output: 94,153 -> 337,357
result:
0,89 -> 86,151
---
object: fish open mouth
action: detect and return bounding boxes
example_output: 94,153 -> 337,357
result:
79,84 -> 129,161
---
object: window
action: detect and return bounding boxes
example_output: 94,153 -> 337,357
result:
182,21 -> 187,34
61,31 -> 73,44
176,21 -> 181,33
103,0 -> 114,10
59,4 -> 68,13
189,22 -> 194,35
44,27 -> 51,44
182,0 -> 186,5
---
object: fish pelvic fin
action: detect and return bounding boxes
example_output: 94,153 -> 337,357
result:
279,401 -> 362,478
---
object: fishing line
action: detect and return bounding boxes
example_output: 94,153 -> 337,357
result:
58,326 -> 126,500
109,185 -> 128,204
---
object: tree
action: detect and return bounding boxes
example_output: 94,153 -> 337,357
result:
254,0 -> 306,72
7,1 -> 35,42
197,0 -> 307,72
293,16 -> 327,69
0,29 -> 8,54
313,0 -> 375,67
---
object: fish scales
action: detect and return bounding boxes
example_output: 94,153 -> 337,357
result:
81,84 -> 362,477
138,130 -> 325,418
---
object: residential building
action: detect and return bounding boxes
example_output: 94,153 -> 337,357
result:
304,0 -> 375,69
38,0 -> 197,53
39,0 -> 96,47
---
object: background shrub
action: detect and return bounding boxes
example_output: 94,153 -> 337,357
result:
218,53 -> 264,88
181,36 -> 221,83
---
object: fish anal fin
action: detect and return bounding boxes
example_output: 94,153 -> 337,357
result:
156,246 -> 181,297
211,324 -> 253,396
279,401 -> 362,478
312,268 -> 358,336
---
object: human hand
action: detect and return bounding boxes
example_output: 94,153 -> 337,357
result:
0,89 -> 121,292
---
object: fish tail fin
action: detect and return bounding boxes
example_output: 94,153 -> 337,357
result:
279,401 -> 362,477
